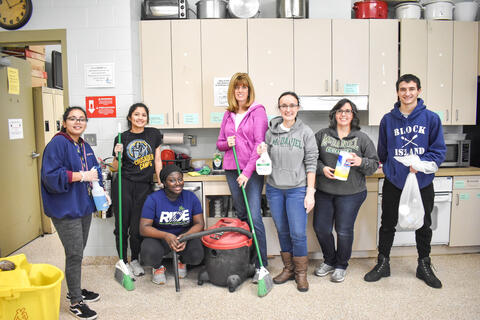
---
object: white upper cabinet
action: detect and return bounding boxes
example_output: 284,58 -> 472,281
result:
171,20 -> 203,128
369,19 -> 399,125
332,19 -> 369,95
426,20 -> 454,124
247,19 -> 294,117
294,19 -> 332,96
140,20 -> 173,128
452,21 -> 478,125
201,19 -> 248,128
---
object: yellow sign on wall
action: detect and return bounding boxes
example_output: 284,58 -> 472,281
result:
7,67 -> 20,95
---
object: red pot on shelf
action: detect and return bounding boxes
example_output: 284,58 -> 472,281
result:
353,0 -> 388,19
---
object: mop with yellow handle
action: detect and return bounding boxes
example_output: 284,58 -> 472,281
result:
232,146 -> 273,297
114,123 -> 135,291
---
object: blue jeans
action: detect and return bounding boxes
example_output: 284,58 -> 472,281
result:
225,170 -> 267,268
266,184 -> 308,257
313,190 -> 367,270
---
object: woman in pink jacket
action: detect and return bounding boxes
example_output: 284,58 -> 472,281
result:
217,72 -> 268,281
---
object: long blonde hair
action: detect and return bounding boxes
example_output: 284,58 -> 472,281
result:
226,72 -> 255,113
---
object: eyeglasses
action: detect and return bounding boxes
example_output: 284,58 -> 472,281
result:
336,109 -> 353,115
279,104 -> 299,110
67,117 -> 88,123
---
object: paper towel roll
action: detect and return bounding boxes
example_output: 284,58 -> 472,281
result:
163,132 -> 185,144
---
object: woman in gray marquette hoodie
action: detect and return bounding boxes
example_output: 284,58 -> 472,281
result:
258,92 -> 318,292
313,98 -> 379,283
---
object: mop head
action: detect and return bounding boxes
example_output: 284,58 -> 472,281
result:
114,260 -> 135,291
257,267 -> 273,297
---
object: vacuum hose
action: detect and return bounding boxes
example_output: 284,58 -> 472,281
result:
173,227 -> 252,292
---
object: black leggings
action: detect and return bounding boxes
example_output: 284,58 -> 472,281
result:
378,178 -> 434,259
112,177 -> 152,263
141,237 -> 204,269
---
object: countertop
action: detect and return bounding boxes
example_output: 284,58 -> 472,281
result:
183,167 -> 480,182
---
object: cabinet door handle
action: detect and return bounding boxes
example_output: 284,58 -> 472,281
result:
325,80 -> 329,92
177,112 -> 180,125
445,110 -> 449,122
456,109 -> 458,122
166,113 -> 169,125
456,193 -> 459,206
335,80 -> 339,92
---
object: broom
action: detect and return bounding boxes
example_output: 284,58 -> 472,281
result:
232,146 -> 273,297
114,123 -> 135,291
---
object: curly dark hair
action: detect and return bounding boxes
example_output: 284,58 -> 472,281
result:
328,98 -> 360,131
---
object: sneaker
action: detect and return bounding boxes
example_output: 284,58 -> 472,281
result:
252,268 -> 260,284
152,265 -> 166,285
129,259 -> 145,276
314,263 -> 335,277
178,261 -> 187,279
364,254 -> 390,282
69,301 -> 97,319
416,256 -> 442,289
330,268 -> 346,283
66,289 -> 100,303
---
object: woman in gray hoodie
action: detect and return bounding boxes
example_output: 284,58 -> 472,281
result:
258,91 -> 318,292
313,98 -> 379,283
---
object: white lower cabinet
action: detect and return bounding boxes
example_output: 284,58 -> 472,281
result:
450,176 -> 480,246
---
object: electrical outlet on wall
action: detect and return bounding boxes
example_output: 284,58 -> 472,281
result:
84,133 -> 97,146
190,135 -> 197,146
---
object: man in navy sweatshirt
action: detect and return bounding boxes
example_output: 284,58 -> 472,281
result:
364,74 -> 446,288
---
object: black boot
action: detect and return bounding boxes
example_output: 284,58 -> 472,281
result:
364,254 -> 390,282
416,257 -> 442,289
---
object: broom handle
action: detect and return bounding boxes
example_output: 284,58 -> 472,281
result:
118,131 -> 123,261
232,146 -> 265,268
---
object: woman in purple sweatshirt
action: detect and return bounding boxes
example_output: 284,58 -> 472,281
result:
216,72 -> 268,281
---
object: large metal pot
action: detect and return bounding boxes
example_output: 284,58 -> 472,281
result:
277,0 -> 307,18
353,0 -> 388,19
228,0 -> 260,18
395,2 -> 422,19
196,0 -> 228,19
423,0 -> 454,20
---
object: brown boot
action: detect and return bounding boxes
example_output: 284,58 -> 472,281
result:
273,252 -> 295,284
293,256 -> 309,292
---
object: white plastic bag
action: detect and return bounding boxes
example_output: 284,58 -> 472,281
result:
394,155 -> 438,174
398,172 -> 425,230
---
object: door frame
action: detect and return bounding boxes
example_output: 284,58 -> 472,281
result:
0,29 -> 69,107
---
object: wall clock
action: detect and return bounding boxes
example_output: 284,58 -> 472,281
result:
0,0 -> 33,30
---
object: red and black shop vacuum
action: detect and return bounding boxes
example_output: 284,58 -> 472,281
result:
173,218 -> 256,292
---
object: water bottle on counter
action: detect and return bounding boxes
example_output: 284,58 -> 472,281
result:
92,180 -> 109,212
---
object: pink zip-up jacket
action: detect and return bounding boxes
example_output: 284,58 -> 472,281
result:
216,102 -> 268,178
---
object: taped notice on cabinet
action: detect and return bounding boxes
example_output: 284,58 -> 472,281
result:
214,77 -> 229,107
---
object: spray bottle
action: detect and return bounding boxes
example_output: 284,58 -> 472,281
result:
92,175 -> 109,212
256,142 -> 272,175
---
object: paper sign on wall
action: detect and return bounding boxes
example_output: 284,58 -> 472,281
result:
459,193 -> 470,200
85,96 -> 116,118
85,63 -> 115,88
8,119 -> 23,140
214,77 -> 230,107
7,67 -> 19,95
210,112 -> 224,123
344,84 -> 359,95
454,181 -> 465,189
183,113 -> 199,125
150,114 -> 165,126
